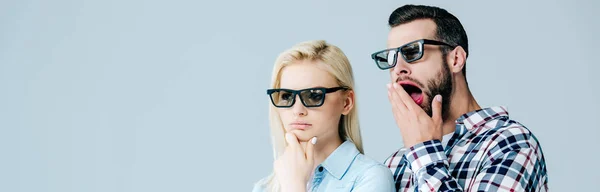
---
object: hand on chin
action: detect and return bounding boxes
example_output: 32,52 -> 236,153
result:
288,129 -> 313,142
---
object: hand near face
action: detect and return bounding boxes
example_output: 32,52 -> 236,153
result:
387,82 -> 443,148
274,132 -> 317,192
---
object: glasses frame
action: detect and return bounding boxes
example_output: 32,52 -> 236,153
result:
266,86 -> 349,108
370,39 -> 456,70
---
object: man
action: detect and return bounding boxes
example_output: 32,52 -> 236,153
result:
370,5 -> 548,191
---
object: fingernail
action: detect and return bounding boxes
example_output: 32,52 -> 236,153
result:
393,83 -> 398,88
436,95 -> 442,102
386,83 -> 391,89
311,137 -> 317,144
285,133 -> 292,140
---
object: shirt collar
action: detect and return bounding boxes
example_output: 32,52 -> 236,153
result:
446,106 -> 510,148
455,106 -> 510,130
320,140 -> 360,180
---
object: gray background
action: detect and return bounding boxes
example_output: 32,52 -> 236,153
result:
1,0 -> 598,191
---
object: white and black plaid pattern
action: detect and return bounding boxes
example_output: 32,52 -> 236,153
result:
384,106 -> 548,191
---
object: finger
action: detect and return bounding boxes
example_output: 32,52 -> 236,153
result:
392,82 -> 419,112
388,86 -> 413,132
305,137 -> 317,162
431,95 -> 443,125
388,89 -> 405,119
388,83 -> 408,114
389,92 -> 407,130
285,132 -> 301,151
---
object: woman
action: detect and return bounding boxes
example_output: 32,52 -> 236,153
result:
253,40 -> 394,192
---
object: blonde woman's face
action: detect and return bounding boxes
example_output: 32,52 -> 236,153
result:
276,60 -> 350,142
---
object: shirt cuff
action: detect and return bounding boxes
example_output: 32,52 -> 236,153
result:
405,140 -> 447,172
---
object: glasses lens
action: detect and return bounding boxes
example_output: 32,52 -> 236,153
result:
374,50 -> 397,69
300,89 -> 325,107
401,41 -> 423,62
270,90 -> 295,107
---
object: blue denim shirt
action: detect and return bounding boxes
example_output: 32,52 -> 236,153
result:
253,141 -> 394,192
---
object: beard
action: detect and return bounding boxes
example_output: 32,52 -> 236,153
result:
397,60 -> 453,120
422,60 -> 453,120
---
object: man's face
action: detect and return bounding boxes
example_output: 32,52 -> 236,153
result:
387,19 -> 453,118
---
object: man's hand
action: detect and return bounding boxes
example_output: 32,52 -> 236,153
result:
273,132 -> 317,192
387,82 -> 443,148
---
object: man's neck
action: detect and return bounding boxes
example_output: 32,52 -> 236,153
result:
442,81 -> 481,136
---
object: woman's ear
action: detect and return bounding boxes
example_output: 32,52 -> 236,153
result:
447,46 -> 467,74
341,90 -> 354,115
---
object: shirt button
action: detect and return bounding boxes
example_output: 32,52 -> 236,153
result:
318,166 -> 324,172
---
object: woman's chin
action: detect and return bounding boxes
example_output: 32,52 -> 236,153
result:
289,130 -> 313,142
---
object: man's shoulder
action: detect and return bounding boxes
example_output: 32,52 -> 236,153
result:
465,117 -> 543,157
472,117 -> 537,143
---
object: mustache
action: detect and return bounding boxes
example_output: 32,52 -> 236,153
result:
395,76 -> 426,88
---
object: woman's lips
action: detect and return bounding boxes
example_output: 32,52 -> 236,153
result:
290,122 -> 312,130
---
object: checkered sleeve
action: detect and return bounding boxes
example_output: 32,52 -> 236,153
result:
405,140 -> 461,191
405,126 -> 548,192
467,126 -> 548,191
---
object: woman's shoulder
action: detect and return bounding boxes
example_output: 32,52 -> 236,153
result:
347,154 -> 395,191
351,153 -> 394,180
352,153 -> 389,169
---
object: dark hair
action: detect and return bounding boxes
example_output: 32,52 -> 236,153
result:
389,5 -> 468,76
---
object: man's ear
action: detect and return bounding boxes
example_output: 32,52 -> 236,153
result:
447,46 -> 467,74
341,90 -> 354,115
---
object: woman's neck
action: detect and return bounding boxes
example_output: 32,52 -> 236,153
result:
300,135 -> 343,170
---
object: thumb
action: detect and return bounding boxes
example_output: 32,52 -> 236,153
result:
305,137 -> 317,162
432,95 -> 443,125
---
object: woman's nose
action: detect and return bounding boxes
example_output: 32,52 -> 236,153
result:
291,95 -> 307,116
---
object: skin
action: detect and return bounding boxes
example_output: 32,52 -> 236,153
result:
273,60 -> 354,192
386,19 -> 480,148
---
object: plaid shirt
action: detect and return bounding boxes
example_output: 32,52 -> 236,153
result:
384,106 -> 548,192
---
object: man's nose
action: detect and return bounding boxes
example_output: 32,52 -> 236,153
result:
392,59 -> 411,76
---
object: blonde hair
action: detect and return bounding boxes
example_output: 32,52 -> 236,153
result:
257,40 -> 363,192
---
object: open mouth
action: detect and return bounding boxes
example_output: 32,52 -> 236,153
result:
398,82 -> 424,105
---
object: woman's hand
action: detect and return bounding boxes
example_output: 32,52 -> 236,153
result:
274,133 -> 317,192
